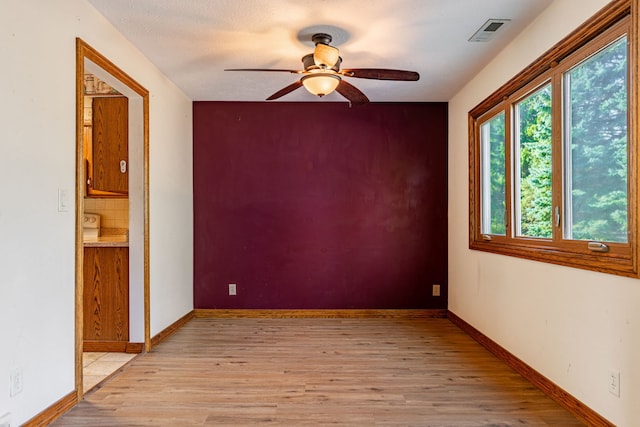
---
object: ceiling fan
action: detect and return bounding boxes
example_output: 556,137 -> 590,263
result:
225,33 -> 420,105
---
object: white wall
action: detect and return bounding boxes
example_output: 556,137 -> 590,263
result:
0,1 -> 193,425
448,0 -> 639,426
148,85 -> 194,337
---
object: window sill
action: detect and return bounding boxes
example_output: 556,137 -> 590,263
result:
469,239 -> 637,278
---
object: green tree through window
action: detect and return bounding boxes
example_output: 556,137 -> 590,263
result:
480,112 -> 506,235
516,85 -> 553,238
566,36 -> 628,242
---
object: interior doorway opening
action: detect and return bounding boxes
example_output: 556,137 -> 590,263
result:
75,38 -> 150,398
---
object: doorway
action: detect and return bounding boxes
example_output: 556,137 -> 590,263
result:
75,38 -> 150,398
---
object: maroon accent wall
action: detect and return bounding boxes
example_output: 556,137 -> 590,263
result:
193,102 -> 447,309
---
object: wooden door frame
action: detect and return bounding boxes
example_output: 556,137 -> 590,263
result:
75,38 -> 150,400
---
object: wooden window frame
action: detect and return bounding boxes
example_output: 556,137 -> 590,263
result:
469,0 -> 639,277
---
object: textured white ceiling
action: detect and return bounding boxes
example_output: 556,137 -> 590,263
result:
87,0 -> 553,102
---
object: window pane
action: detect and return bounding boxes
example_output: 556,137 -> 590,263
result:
564,36 -> 628,243
480,112 -> 506,235
515,85 -> 553,238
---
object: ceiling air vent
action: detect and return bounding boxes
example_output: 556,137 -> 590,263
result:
468,19 -> 511,42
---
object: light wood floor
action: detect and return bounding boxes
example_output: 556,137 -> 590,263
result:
54,317 -> 583,426
83,352 -> 137,392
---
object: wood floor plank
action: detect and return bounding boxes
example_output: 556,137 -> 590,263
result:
53,318 -> 584,426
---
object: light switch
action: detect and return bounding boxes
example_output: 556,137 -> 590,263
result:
58,188 -> 69,212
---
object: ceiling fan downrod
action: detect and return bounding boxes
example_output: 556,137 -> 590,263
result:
311,33 -> 333,46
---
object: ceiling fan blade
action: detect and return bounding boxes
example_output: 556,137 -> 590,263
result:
266,80 -> 304,100
335,80 -> 369,105
225,68 -> 303,74
340,68 -> 420,81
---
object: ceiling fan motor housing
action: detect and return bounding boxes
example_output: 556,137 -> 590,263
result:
311,33 -> 333,46
302,53 -> 341,71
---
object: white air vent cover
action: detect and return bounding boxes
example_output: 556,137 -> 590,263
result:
469,19 -> 511,42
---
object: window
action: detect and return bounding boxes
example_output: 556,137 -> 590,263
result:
469,1 -> 637,277
563,35 -> 629,244
479,111 -> 506,236
515,83 -> 553,239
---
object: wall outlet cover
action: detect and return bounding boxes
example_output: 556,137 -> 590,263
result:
0,412 -> 11,427
608,369 -> 620,397
10,368 -> 23,397
432,284 -> 441,297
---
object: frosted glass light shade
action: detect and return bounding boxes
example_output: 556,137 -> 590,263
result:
301,74 -> 341,97
314,44 -> 340,68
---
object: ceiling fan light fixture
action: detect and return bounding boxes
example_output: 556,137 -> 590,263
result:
301,74 -> 341,97
226,31 -> 419,103
313,43 -> 340,68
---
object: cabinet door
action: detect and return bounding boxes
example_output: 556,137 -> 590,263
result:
83,247 -> 129,342
92,96 -> 128,194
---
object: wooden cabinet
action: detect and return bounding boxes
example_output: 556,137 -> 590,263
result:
85,96 -> 128,197
83,247 -> 129,351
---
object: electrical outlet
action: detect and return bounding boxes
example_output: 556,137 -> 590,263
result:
228,283 -> 237,296
608,369 -> 620,397
10,368 -> 23,397
432,284 -> 441,297
0,412 -> 11,427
